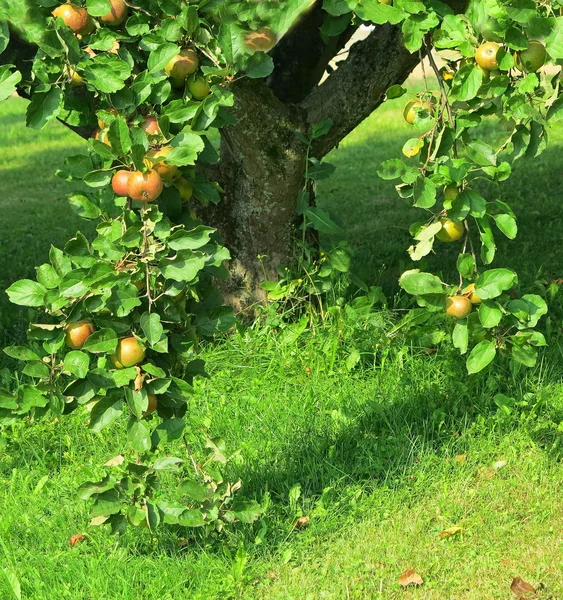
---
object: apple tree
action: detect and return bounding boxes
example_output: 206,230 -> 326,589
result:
0,0 -> 561,533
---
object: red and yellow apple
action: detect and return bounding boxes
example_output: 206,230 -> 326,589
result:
52,3 -> 93,34
110,336 -> 146,368
144,146 -> 179,182
65,320 -> 95,349
446,295 -> 473,318
165,48 -> 199,88
475,42 -> 500,71
99,0 -> 128,25
111,170 -> 132,196
127,169 -> 164,202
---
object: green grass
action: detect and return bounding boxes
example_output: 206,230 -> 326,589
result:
2,91 -> 563,599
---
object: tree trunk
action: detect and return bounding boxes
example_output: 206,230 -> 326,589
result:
203,79 -> 309,313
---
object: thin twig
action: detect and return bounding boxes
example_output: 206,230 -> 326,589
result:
183,435 -> 200,478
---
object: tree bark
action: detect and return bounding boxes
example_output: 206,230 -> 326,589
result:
201,79 -> 309,312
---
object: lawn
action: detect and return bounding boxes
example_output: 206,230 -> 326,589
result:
1,87 -> 563,600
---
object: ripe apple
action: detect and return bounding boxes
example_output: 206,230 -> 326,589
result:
97,107 -> 119,129
127,169 -> 164,202
175,177 -> 193,201
112,170 -> 132,196
145,146 -> 179,182
446,295 -> 473,318
444,185 -> 459,203
403,99 -> 432,125
99,0 -> 128,25
111,337 -> 145,368
187,75 -> 211,100
244,27 -> 276,52
52,3 -> 93,34
144,394 -> 158,416
436,218 -> 464,242
475,42 -> 500,71
515,41 -> 546,73
65,320 -> 95,349
141,115 -> 162,136
463,283 -> 482,305
165,48 -> 198,88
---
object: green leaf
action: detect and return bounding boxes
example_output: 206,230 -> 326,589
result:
465,140 -> 496,166
478,302 -> 503,328
413,176 -> 436,208
355,1 -> 404,25
85,0 -> 111,16
452,321 -> 469,354
2,566 -> 21,600
304,207 -> 342,234
68,193 -> 101,219
167,133 -> 205,165
493,214 -> 517,239
153,457 -> 183,471
148,43 -> 180,73
127,418 -> 151,453
82,328 -> 118,354
159,251 -> 206,283
0,66 -> 22,102
246,53 -> 274,78
323,0 -> 357,16
140,312 -> 164,347
168,226 -> 214,250
377,159 -> 405,180
399,270 -> 444,295
451,65 -> 483,102
108,117 -> 132,156
511,342 -> 537,368
82,55 -> 132,93
22,361 -> 50,378
151,419 -> 185,447
3,346 -> 41,361
467,339 -> 496,374
77,474 -> 115,499
89,397 -> 123,432
456,254 -> 475,279
63,351 -> 90,379
0,22 -> 9,55
6,279 -> 46,307
386,84 -> 407,99
475,269 -> 518,300
26,87 -> 62,129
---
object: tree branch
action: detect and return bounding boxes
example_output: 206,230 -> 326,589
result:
268,1 -> 357,104
302,1 -> 469,158
302,23 -> 422,159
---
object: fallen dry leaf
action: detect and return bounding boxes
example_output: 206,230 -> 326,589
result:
69,533 -> 85,547
511,577 -> 536,598
439,525 -> 464,539
293,515 -> 310,530
398,569 -> 423,587
104,455 -> 125,467
455,454 -> 468,463
478,467 -> 496,480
